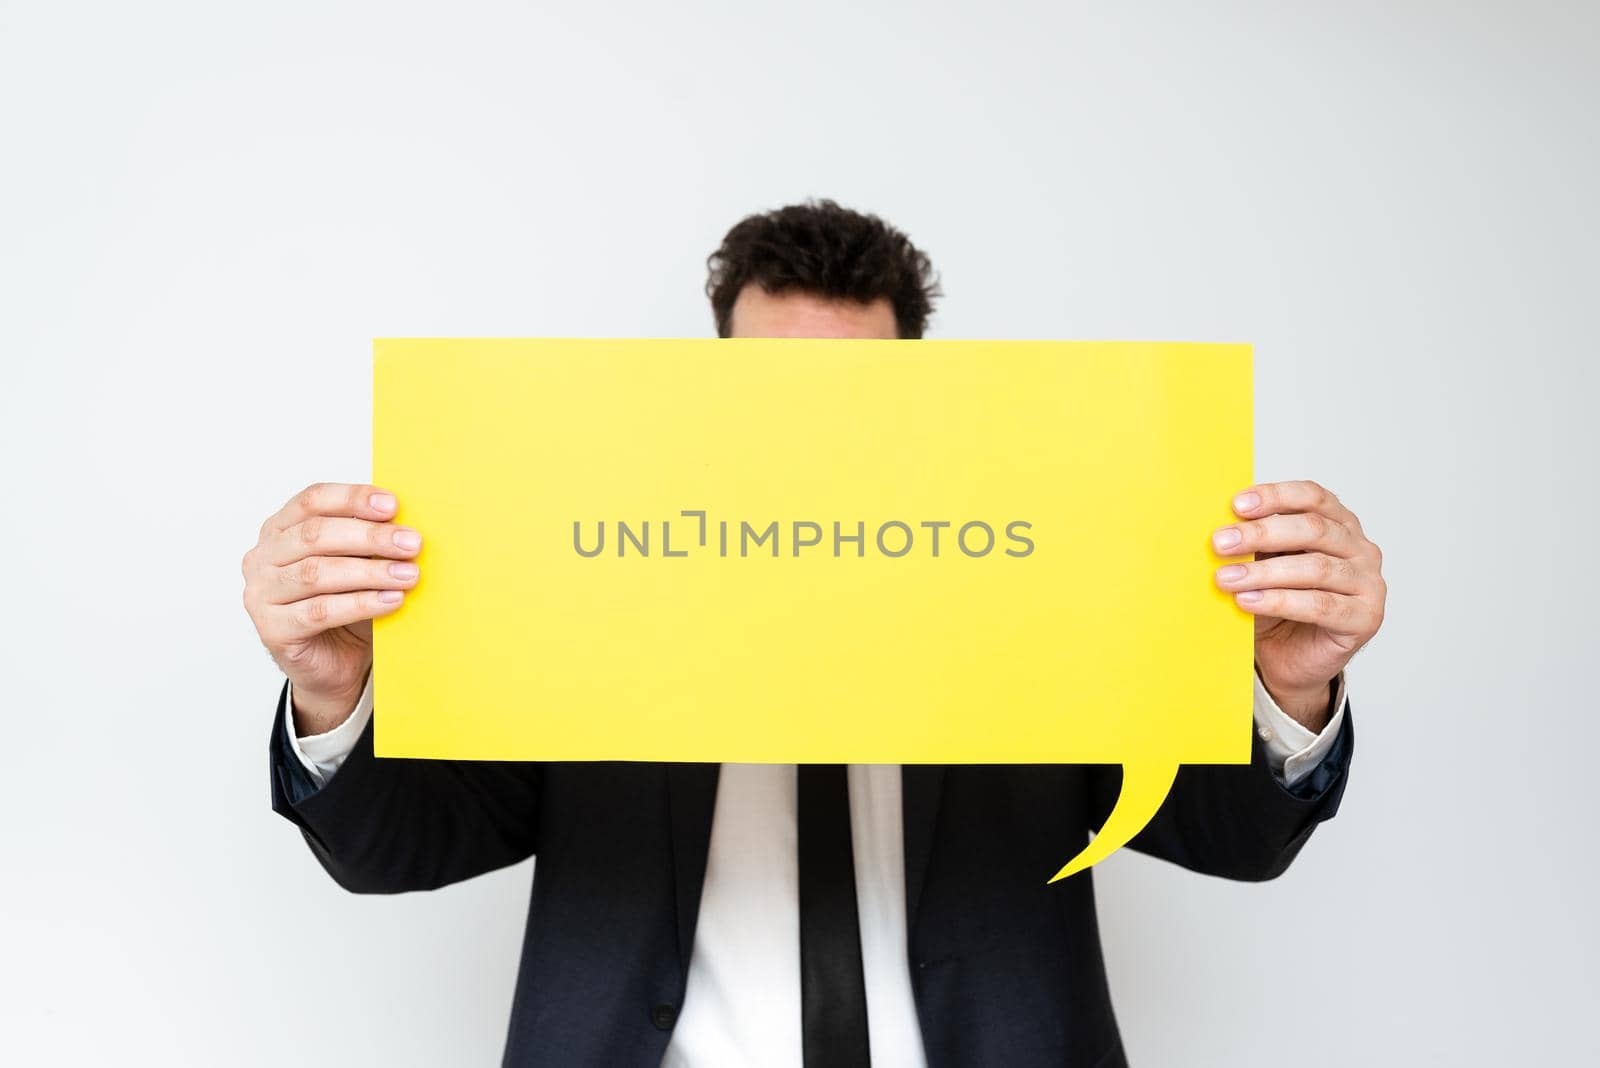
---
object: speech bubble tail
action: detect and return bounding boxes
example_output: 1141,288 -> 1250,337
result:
1048,759 -> 1181,884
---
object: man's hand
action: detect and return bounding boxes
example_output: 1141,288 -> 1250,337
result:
242,483 -> 421,735
1211,480 -> 1386,732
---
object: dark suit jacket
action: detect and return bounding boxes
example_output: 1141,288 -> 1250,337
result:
269,685 -> 1352,1067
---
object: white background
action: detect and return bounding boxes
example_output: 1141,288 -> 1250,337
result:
2,1 -> 1595,1064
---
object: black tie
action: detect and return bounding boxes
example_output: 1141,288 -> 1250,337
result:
797,763 -> 871,1067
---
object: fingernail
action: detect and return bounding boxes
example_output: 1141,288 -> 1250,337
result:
1213,528 -> 1242,551
1237,590 -> 1264,604
370,491 -> 396,514
394,528 -> 422,551
389,562 -> 419,581
1217,564 -> 1247,583
1233,492 -> 1261,514
377,589 -> 404,604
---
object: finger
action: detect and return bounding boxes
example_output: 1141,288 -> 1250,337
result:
1231,480 -> 1357,527
267,556 -> 420,605
1214,552 -> 1366,596
265,516 -> 422,566
1232,587 -> 1377,636
1212,512 -> 1358,559
263,482 -> 398,536
265,589 -> 406,644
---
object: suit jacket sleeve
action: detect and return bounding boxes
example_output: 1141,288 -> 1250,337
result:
268,682 -> 544,893
1086,703 -> 1354,881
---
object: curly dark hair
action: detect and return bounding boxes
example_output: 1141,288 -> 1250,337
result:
705,199 -> 940,339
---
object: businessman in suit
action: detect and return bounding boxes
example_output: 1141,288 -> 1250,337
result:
245,200 -> 1385,1066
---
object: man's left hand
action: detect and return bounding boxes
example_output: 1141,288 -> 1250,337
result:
1211,480 -> 1386,732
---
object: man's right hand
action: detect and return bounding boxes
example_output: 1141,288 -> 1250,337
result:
242,482 -> 421,735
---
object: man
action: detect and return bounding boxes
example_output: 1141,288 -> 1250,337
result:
245,200 -> 1384,1066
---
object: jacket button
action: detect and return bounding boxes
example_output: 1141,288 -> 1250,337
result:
651,1003 -> 678,1031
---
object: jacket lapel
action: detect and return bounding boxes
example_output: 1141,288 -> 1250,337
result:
900,764 -> 946,937
666,762 -> 721,971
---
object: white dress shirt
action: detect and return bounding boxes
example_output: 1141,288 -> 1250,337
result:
287,672 -> 1348,1068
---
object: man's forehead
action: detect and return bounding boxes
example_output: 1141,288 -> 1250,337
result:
728,284 -> 899,340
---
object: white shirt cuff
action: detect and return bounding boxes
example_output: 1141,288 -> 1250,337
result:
284,673 -> 373,787
1251,670 -> 1348,788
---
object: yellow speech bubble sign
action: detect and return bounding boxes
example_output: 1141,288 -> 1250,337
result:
373,338 -> 1253,881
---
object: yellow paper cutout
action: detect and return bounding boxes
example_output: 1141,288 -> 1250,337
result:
372,338 -> 1254,881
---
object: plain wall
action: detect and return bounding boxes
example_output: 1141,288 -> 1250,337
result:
2,1 -> 1595,1063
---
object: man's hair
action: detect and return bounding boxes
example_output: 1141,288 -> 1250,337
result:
705,199 -> 940,339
